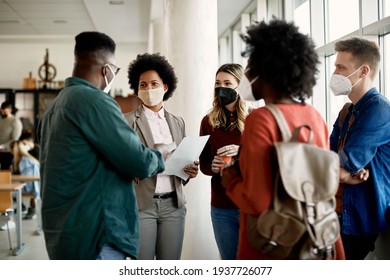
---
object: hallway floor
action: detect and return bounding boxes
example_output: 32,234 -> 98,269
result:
0,217 -> 48,260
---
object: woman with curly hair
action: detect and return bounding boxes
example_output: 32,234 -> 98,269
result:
199,63 -> 248,259
221,19 -> 345,259
124,53 -> 199,260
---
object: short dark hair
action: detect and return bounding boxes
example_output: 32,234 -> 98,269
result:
241,19 -> 319,102
19,132 -> 33,141
335,37 -> 380,78
127,53 -> 178,101
74,31 -> 116,59
1,101 -> 12,109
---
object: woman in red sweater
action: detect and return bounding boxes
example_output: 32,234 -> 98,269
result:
221,19 -> 345,260
199,63 -> 249,259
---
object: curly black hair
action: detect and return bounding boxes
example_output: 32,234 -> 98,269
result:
127,53 -> 178,101
241,19 -> 319,102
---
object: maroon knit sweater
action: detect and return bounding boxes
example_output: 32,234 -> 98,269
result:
199,113 -> 241,209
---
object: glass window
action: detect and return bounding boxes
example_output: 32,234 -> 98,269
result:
294,0 -> 311,35
250,8 -> 257,24
384,34 -> 390,98
327,0 -> 359,42
384,0 -> 390,17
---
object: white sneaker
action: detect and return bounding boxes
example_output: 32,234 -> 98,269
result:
0,221 -> 15,231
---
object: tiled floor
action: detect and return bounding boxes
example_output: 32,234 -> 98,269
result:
0,216 -> 48,260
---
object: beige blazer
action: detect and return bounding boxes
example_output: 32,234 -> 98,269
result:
124,106 -> 187,211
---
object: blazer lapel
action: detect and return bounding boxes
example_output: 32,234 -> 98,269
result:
164,109 -> 182,147
134,107 -> 155,148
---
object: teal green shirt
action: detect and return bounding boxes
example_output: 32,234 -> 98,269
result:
37,77 -> 164,259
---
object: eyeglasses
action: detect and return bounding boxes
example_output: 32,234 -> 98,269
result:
104,63 -> 121,75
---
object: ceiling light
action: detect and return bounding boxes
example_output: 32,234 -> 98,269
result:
109,0 -> 124,5
53,20 -> 67,24
0,20 -> 19,24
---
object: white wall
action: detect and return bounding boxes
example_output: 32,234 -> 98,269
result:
0,40 -> 146,124
0,40 -> 146,93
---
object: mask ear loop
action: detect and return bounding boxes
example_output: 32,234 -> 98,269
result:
103,64 -> 115,87
349,65 -> 365,88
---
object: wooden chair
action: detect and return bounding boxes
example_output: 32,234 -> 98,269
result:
0,171 -> 14,251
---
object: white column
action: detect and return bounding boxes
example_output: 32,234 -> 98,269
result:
162,0 -> 219,259
219,37 -> 229,66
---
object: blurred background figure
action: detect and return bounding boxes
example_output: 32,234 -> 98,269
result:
0,101 -> 22,170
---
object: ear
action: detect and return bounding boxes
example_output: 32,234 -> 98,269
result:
163,84 -> 168,93
360,65 -> 370,78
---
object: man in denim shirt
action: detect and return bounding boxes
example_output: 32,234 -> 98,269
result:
329,37 -> 390,259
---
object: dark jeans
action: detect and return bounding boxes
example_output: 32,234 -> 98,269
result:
341,233 -> 378,260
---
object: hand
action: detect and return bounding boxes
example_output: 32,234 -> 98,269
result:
217,144 -> 239,157
340,167 -> 369,185
352,168 -> 369,181
221,163 -> 241,189
184,160 -> 199,179
211,155 -> 224,174
154,143 -> 177,160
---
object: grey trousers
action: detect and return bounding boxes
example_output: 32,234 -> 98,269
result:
138,196 -> 187,260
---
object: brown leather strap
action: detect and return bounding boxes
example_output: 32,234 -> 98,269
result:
338,102 -> 352,129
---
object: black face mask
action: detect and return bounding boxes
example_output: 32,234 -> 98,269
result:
216,87 -> 237,106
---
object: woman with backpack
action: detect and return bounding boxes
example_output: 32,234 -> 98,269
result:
221,19 -> 345,260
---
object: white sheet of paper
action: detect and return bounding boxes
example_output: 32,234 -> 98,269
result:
162,135 -> 209,180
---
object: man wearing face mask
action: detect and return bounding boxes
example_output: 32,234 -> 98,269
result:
124,53 -> 199,260
199,63 -> 249,260
329,37 -> 390,260
37,32 -> 165,260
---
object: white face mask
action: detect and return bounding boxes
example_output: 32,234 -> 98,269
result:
103,64 -> 117,94
235,69 -> 259,101
138,87 -> 165,106
329,66 -> 363,96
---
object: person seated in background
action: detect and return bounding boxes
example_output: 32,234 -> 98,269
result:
19,131 -> 40,160
9,140 -> 40,220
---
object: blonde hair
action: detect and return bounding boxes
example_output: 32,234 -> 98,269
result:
9,141 -> 39,174
208,63 -> 248,132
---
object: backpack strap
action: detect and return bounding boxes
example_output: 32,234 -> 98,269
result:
265,104 -> 291,142
266,104 -> 314,144
338,102 -> 352,129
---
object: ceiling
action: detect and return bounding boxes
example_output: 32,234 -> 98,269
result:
0,0 -> 252,44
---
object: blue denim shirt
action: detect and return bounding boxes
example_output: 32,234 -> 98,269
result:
330,88 -> 390,235
19,156 -> 40,198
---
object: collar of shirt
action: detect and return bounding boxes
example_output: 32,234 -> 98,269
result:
143,104 -> 165,120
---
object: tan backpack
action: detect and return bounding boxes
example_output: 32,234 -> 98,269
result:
247,104 -> 341,259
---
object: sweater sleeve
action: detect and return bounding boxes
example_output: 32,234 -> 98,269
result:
227,110 -> 275,215
199,116 -> 214,176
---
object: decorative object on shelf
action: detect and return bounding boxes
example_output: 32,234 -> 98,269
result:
23,72 -> 36,90
37,49 -> 57,89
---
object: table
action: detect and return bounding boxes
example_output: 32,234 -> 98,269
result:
0,182 -> 26,256
11,175 -> 42,236
11,175 -> 40,183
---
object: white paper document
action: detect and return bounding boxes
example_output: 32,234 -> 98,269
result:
163,135 -> 209,180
